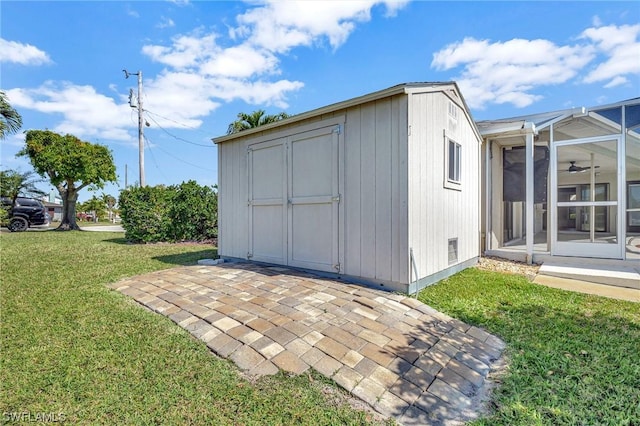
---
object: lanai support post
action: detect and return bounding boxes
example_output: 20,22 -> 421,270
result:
525,129 -> 535,264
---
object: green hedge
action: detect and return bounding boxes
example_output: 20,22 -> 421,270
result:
119,181 -> 217,243
0,204 -> 9,226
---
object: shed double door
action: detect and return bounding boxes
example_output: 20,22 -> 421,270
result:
248,125 -> 340,273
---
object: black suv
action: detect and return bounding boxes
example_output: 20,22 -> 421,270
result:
1,197 -> 50,232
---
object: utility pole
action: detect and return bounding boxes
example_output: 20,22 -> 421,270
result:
123,69 -> 145,187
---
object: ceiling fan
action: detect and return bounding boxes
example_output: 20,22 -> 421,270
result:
566,161 -> 600,173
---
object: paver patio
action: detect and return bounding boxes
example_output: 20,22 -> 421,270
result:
110,262 -> 506,425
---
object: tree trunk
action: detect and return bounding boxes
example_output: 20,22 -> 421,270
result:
57,188 -> 81,231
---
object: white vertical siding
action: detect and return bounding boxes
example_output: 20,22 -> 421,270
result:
344,107 -> 362,277
358,103 -> 377,279
218,139 -> 249,259
392,96 -> 410,284
342,96 -> 409,286
375,100 -> 392,281
407,91 -> 481,280
217,85 -> 478,292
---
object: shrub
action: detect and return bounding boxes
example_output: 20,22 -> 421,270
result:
119,181 -> 217,243
0,204 -> 9,226
168,180 -> 217,241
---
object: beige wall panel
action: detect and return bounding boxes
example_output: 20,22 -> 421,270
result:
344,107 -> 362,277
375,99 -> 393,281
359,103 -> 377,279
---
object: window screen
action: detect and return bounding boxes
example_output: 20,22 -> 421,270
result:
448,140 -> 461,183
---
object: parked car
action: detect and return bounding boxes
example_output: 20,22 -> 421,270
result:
1,197 -> 50,232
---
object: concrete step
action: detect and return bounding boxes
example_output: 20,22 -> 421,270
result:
533,275 -> 640,302
538,262 -> 640,290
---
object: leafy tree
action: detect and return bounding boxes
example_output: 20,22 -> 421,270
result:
102,193 -> 117,222
227,110 -> 289,134
18,130 -> 116,231
0,91 -> 22,139
0,169 -> 46,206
83,195 -> 107,222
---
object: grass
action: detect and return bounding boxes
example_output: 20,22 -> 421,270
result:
418,268 -> 640,426
1,231 -> 385,425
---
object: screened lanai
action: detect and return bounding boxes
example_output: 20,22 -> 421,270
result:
479,98 -> 640,264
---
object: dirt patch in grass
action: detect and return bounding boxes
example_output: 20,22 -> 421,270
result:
476,256 -> 540,281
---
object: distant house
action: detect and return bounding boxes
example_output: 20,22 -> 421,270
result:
213,83 -> 482,294
42,191 -> 63,222
42,200 -> 63,222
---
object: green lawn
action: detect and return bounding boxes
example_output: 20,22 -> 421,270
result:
3,231 -> 639,425
418,268 -> 640,426
1,231 -> 384,425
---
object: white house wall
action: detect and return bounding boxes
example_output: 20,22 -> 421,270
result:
407,91 -> 481,287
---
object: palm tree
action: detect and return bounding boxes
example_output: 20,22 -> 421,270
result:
101,192 -> 117,222
227,110 -> 289,134
0,169 -> 46,206
0,91 -> 22,139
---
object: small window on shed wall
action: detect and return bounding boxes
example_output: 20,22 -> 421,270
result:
444,133 -> 462,190
448,238 -> 458,264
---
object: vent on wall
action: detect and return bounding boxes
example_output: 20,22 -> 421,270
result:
448,101 -> 458,133
448,238 -> 458,265
448,101 -> 458,119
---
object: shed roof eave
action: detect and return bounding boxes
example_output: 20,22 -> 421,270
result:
479,120 -> 538,139
212,82 -> 459,144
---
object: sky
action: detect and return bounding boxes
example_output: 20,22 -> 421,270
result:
1,1 -> 639,202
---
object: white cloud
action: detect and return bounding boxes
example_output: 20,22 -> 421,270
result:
1,133 -> 27,148
142,32 -> 302,110
143,33 -> 278,78
205,77 -> 304,108
580,23 -> 640,86
199,45 -> 279,78
6,82 -> 135,144
157,17 -> 176,29
142,33 -> 218,69
140,1 -> 407,113
9,1 -> 405,147
235,0 -> 407,53
592,15 -> 603,27
143,71 -> 221,127
125,5 -> 139,18
432,37 -> 594,109
603,76 -> 628,88
0,38 -> 52,65
431,22 -> 640,109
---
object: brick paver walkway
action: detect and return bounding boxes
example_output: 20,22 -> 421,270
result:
110,262 -> 505,425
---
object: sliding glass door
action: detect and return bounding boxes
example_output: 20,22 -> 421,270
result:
552,136 -> 623,258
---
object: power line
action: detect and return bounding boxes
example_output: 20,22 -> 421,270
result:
143,135 -> 170,183
145,112 -> 215,148
146,136 -> 216,172
145,109 -> 211,133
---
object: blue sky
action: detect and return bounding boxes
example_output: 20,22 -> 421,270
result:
1,1 -> 639,201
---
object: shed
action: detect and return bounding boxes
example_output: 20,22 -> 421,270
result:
213,82 -> 482,293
